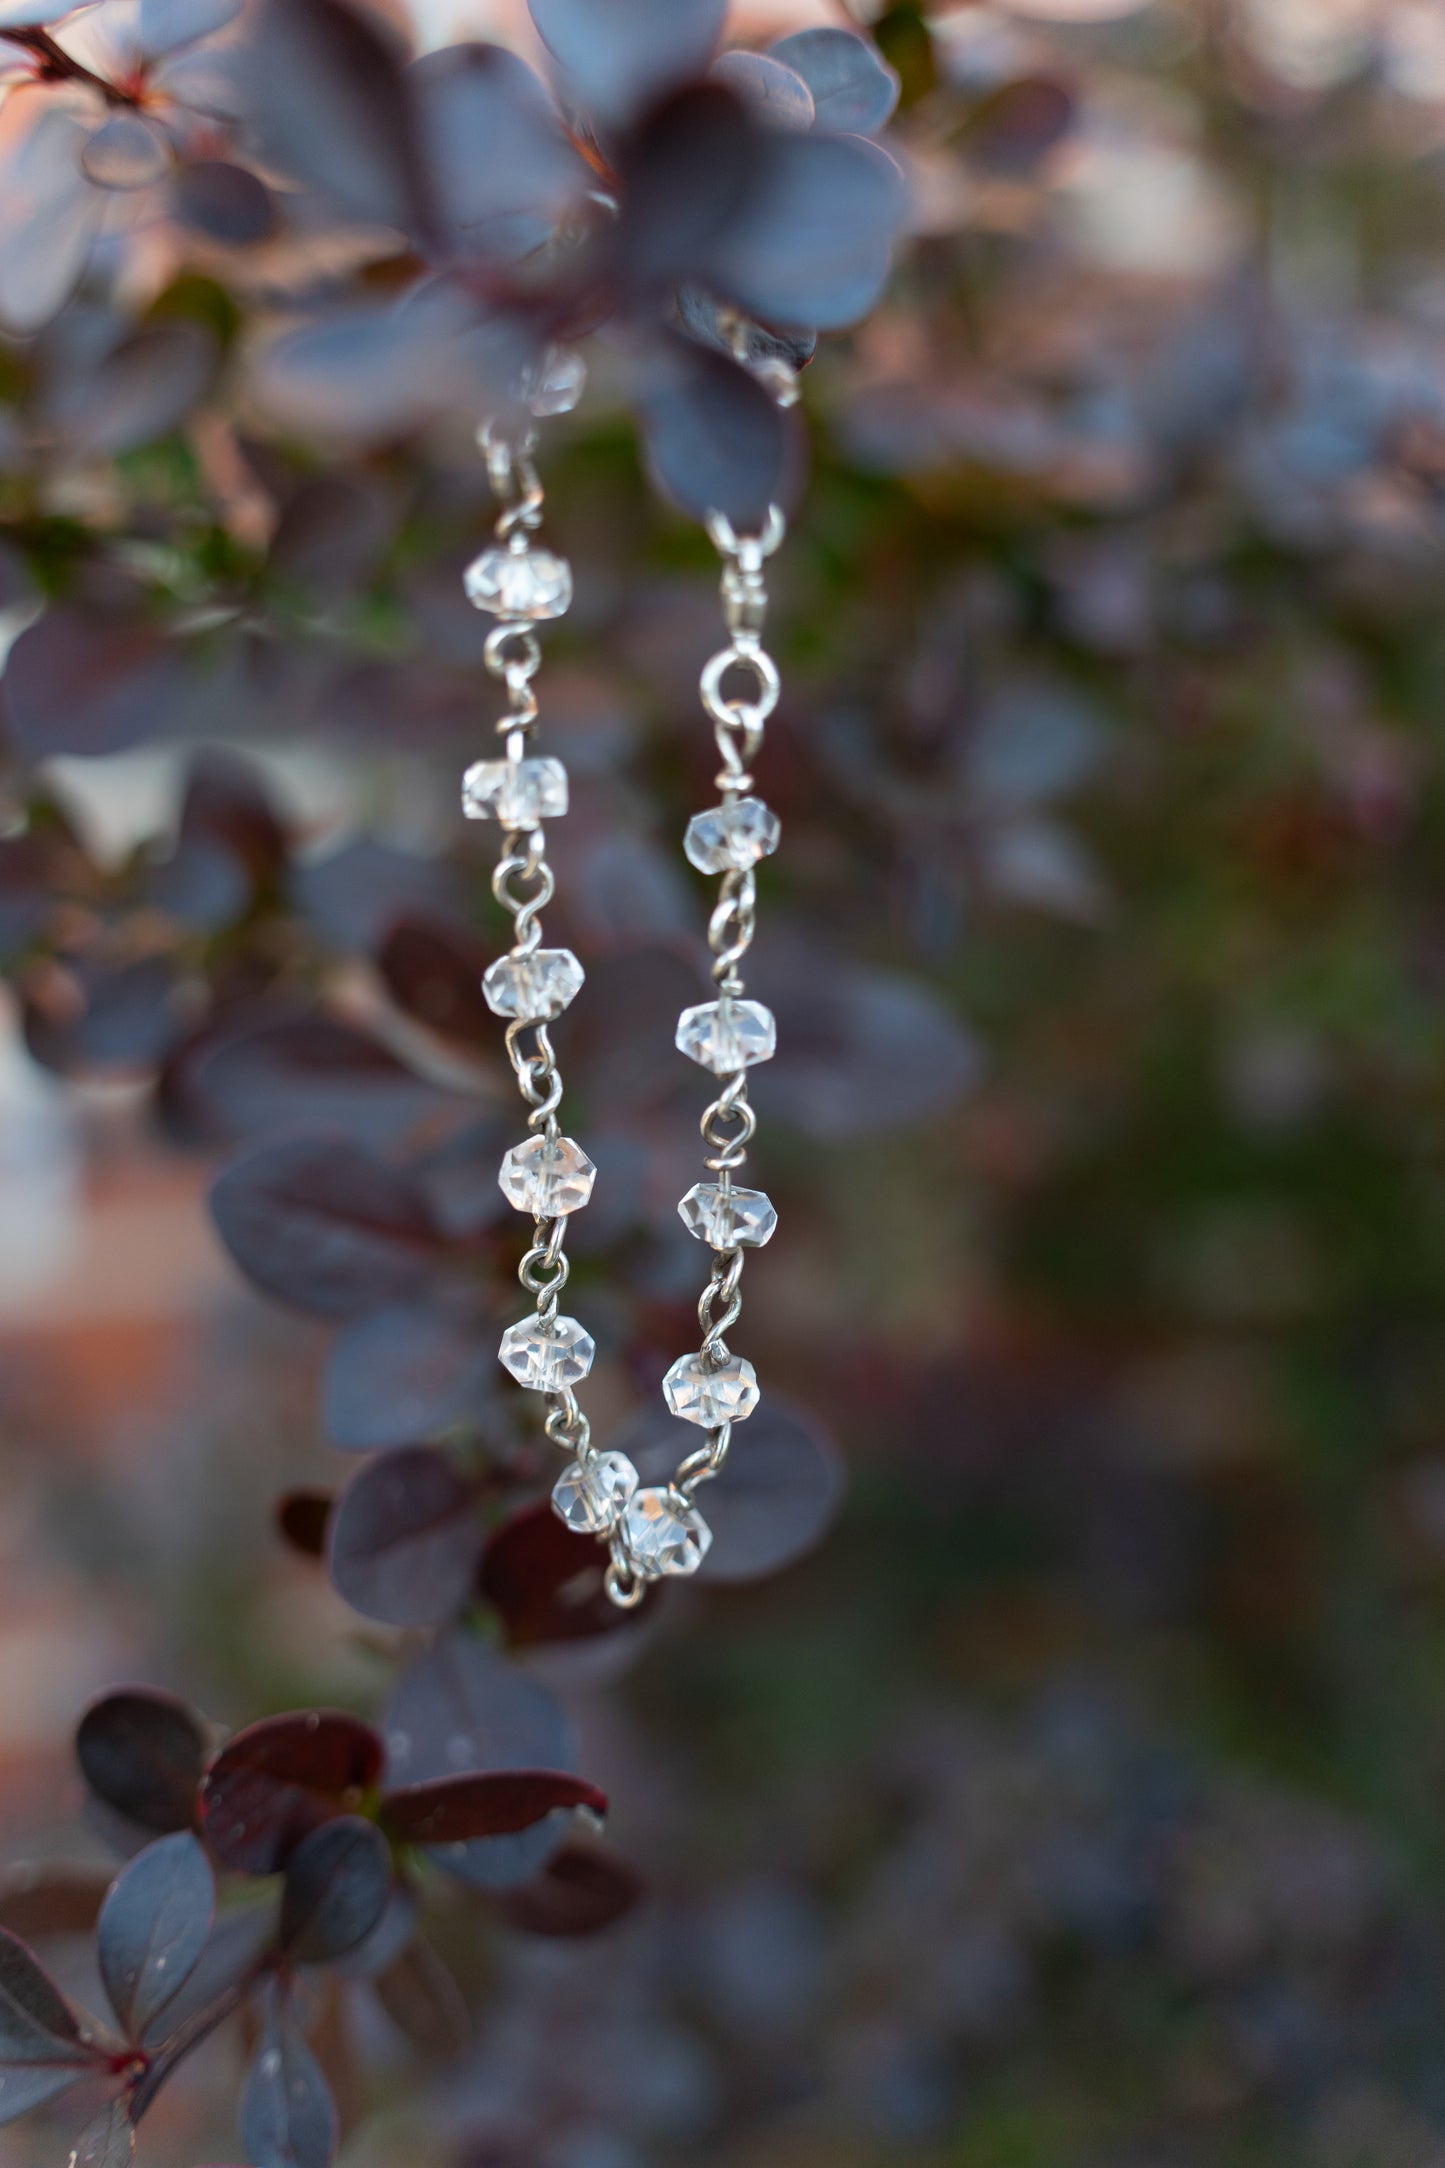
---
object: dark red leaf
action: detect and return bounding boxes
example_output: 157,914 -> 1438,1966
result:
209,1137 -> 447,1319
411,41 -> 585,255
703,128 -> 907,332
295,838 -> 457,953
961,75 -> 1076,177
378,1770 -> 605,1845
280,1817 -> 392,1963
76,1691 -> 206,1836
480,1499 -> 657,1645
491,1840 -> 644,1937
377,913 -> 493,1051
269,475 -> 395,596
275,1491 -> 334,1560
199,1711 -> 384,1875
327,1448 -> 482,1627
23,956 -> 181,1077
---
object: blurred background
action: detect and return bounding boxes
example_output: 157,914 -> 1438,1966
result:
8,0 -> 1445,2162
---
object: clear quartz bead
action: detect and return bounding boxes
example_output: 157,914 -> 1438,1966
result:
684,797 -> 781,874
552,1451 -> 637,1534
462,756 -> 568,826
483,947 -> 584,1021
621,1488 -> 712,1577
678,1181 -> 777,1249
524,345 -> 587,417
662,1351 -> 760,1428
498,1134 -> 595,1216
675,996 -> 776,1074
463,542 -> 573,621
499,1314 -> 595,1391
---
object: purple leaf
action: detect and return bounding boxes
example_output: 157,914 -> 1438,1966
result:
327,1447 -> 482,1628
97,1833 -> 214,2041
379,1770 -> 606,1845
243,0 -> 426,233
0,1928 -> 103,2128
324,1302 -> 497,1452
961,75 -> 1076,177
372,1941 -> 469,2058
172,159 -> 276,244
200,1711 -> 384,1876
138,0 -> 243,57
710,51 -> 814,130
0,94 -> 98,334
269,474 -> 395,595
76,1691 -> 206,1836
411,42 -> 585,254
619,1395 -> 845,1581
23,956 -> 180,1077
3,609 -> 191,758
492,1840 -> 644,1937
768,28 -> 900,135
613,83 -> 754,298
209,1137 -> 446,1319
186,1016 -> 454,1147
705,130 -> 907,331
295,838 -> 455,953
641,331 -> 802,528
565,942 -> 706,1116
0,1867 -> 111,1944
752,951 -> 980,1141
382,1629 -> 575,1889
279,1817 -> 392,1964
241,2004 -> 337,2168
526,0 -> 726,125
66,2100 -> 134,2168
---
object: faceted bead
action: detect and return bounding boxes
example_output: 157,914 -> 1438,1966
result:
662,1351 -> 760,1428
675,996 -> 776,1074
463,542 -> 573,621
462,756 -> 568,827
678,1181 -> 777,1249
483,948 -> 584,1022
498,1134 -> 595,1216
684,797 -> 781,874
621,1488 -> 712,1577
499,1314 -> 595,1392
524,345 -> 587,417
552,1451 -> 637,1535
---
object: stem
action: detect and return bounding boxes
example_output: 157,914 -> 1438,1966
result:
0,28 -> 132,105
128,1955 -> 275,2125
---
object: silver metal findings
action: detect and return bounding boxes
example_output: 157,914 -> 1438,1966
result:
600,503 -> 788,1608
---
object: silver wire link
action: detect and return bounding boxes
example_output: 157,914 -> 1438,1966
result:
473,422 -> 604,1512
634,502 -> 787,1580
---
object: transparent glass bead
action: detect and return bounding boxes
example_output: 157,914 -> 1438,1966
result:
483,948 -> 584,1021
462,756 -> 568,827
524,345 -> 587,417
552,1451 -> 637,1535
499,1314 -> 595,1392
498,1134 -> 595,1216
662,1351 -> 760,1429
621,1488 -> 712,1577
684,797 -> 781,874
675,997 -> 776,1075
463,542 -> 573,621
678,1181 -> 777,1249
